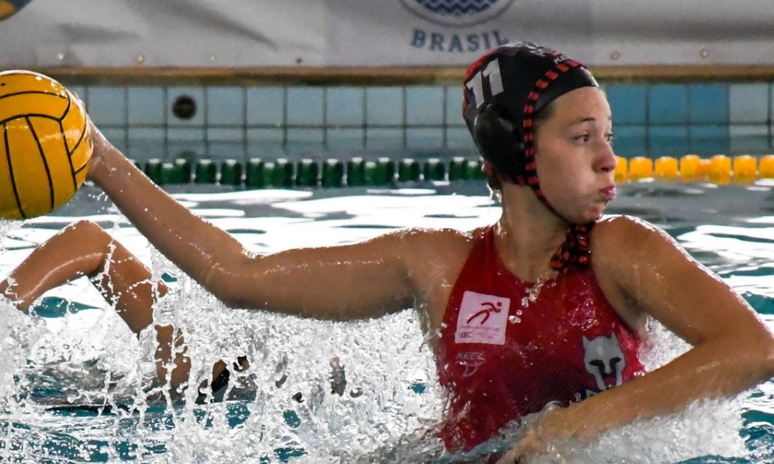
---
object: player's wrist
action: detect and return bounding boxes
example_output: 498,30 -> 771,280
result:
86,128 -> 124,184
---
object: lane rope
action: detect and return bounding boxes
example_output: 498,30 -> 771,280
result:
128,154 -> 774,188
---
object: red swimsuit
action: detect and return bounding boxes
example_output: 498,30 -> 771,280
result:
436,226 -> 645,452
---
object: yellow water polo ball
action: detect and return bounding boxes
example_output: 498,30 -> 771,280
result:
0,70 -> 93,220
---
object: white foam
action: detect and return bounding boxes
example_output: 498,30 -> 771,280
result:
0,186 -> 770,462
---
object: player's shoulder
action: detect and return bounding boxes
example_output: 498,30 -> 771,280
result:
591,214 -> 681,272
399,226 -> 479,249
592,214 -> 664,246
392,227 -> 482,266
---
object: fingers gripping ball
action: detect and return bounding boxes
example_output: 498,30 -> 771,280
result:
0,70 -> 93,220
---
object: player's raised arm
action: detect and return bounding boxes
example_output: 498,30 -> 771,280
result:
86,121 -> 420,320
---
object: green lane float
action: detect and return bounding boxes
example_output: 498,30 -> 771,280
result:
346,157 -> 365,187
143,159 -> 161,184
424,158 -> 446,182
245,158 -> 265,189
195,159 -> 217,184
264,158 -> 294,188
398,159 -> 420,182
364,158 -> 395,186
296,159 -> 319,187
322,159 -> 345,188
220,159 -> 243,186
448,157 -> 467,181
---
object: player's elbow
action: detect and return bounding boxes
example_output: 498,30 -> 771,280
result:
739,327 -> 774,384
198,257 -> 258,310
760,332 -> 774,380
213,282 -> 260,311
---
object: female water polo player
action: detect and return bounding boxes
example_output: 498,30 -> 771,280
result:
2,42 -> 773,462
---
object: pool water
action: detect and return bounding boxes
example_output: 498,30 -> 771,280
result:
0,179 -> 773,463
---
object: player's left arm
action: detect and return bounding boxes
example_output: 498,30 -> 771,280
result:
496,215 -> 774,463
554,215 -> 774,439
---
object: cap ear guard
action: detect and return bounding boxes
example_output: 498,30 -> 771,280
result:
473,103 -> 526,183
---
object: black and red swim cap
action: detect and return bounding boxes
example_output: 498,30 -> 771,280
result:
462,42 -> 598,193
462,43 -> 600,271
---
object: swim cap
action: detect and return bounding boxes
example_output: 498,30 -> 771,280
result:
462,43 -> 600,270
463,42 -> 598,193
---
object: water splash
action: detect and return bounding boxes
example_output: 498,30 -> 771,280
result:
521,270 -> 558,308
79,270 -> 750,464
0,185 -> 771,462
513,397 -> 748,464
121,254 -> 447,463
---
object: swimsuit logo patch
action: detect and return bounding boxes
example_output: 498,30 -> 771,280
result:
456,351 -> 486,377
582,333 -> 625,391
455,291 -> 510,345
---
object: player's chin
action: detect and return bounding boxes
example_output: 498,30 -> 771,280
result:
560,200 -> 607,224
577,205 -> 606,223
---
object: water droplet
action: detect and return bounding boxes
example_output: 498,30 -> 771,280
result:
66,389 -> 81,403
516,310 -> 522,316
508,315 -> 521,324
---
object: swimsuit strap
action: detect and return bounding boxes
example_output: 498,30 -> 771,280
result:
550,222 -> 594,271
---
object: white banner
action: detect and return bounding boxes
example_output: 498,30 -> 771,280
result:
0,0 -> 327,67
2,0 -> 774,68
324,0 -> 774,66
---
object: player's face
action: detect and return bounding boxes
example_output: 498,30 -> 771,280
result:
534,87 -> 617,223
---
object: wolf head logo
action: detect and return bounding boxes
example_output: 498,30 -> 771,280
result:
583,333 -> 625,391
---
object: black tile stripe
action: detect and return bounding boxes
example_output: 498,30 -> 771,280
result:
3,122 -> 25,219
26,116 -> 55,213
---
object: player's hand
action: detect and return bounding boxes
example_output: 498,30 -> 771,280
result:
495,406 -> 586,464
495,425 -> 547,463
83,115 -> 123,184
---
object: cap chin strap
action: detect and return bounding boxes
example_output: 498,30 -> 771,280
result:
527,177 -> 594,272
519,62 -> 595,272
487,160 -> 593,272
551,223 -> 593,271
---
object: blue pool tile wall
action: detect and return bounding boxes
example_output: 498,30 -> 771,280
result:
71,80 -> 774,161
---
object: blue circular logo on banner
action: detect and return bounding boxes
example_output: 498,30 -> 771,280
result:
400,0 -> 516,27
